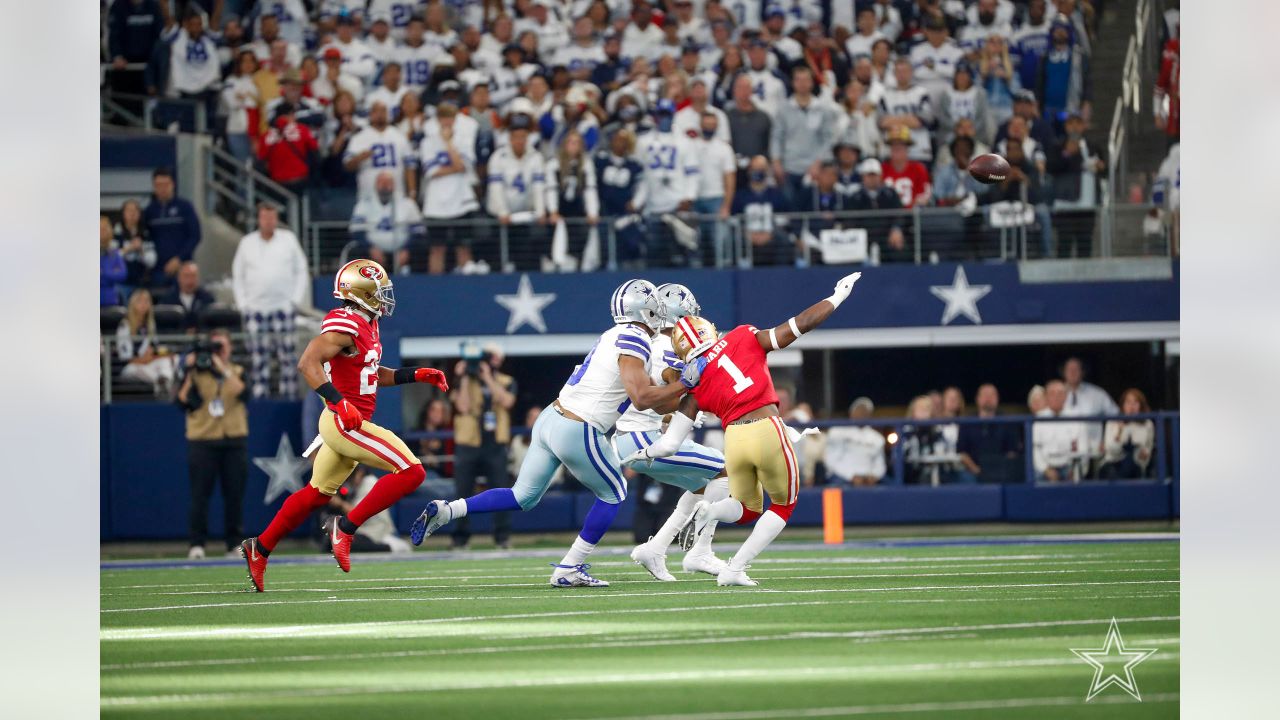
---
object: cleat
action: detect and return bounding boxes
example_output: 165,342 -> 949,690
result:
682,549 -> 728,576
675,518 -> 698,551
239,538 -> 268,592
690,501 -> 714,545
630,542 -> 676,581
187,545 -> 205,560
410,500 -> 453,546
325,517 -> 354,572
549,563 -> 610,587
717,566 -> 759,587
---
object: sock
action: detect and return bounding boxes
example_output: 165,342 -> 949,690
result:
579,499 -> 619,544
446,499 -> 469,519
648,491 -> 700,550
259,485 -> 331,551
557,535 -> 596,568
728,509 -> 788,572
347,464 -> 426,526
703,477 -> 730,503
461,488 -> 520,514
707,497 -> 745,523
338,516 -> 357,534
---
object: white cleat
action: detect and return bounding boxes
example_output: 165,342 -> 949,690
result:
717,567 -> 759,587
682,549 -> 728,576
186,545 -> 205,560
549,563 -> 610,587
631,543 -> 677,581
690,501 -> 712,541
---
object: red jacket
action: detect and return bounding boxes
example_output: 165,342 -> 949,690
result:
257,119 -> 318,184
882,159 -> 932,208
1155,38 -> 1179,137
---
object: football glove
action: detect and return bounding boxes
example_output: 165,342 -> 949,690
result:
679,355 -> 708,388
328,398 -> 364,432
826,271 -> 862,309
622,448 -> 653,468
414,367 -> 449,391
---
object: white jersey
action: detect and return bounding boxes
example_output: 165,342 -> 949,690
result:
418,129 -> 480,218
256,0 -> 308,46
724,0 -> 763,30
398,42 -> 439,92
615,332 -> 682,433
744,68 -> 788,118
344,125 -> 416,198
636,130 -> 699,214
365,35 -> 401,80
319,38 -> 378,85
485,145 -> 547,217
366,0 -> 428,40
163,28 -> 221,95
349,193 -> 425,252
553,43 -> 607,76
559,325 -> 654,434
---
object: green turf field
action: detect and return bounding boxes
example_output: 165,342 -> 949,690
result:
100,534 -> 1179,718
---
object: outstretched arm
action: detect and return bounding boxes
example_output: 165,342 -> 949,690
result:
756,271 -> 862,352
376,366 -> 450,392
619,355 -> 689,411
623,395 -> 701,464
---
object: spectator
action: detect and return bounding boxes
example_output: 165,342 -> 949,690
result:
801,22 -> 851,102
1010,0 -> 1055,91
931,135 -> 989,256
833,142 -> 864,199
637,99 -> 699,266
1151,141 -> 1179,255
143,167 -> 201,288
485,114 -> 549,271
622,1 -> 665,63
871,0 -> 904,42
934,117 -> 992,169
824,397 -> 886,486
153,11 -> 222,131
939,62 -> 993,145
396,92 -> 427,147
313,47 -> 364,105
114,199 -> 155,289
449,344 -> 518,550
230,203 -> 309,398
590,30 -> 630,96
1036,18 -> 1092,127
743,38 -> 788,118
423,1 -> 461,56
364,13 -> 400,80
350,170 -> 427,273
867,38 -> 895,90
732,155 -> 792,267
319,91 -> 363,201
879,58 -> 936,166
958,0 -> 1014,53
957,383 -> 1023,483
555,16 -> 608,80
176,328 -> 248,560
836,79 -> 881,160
770,66 -> 841,206
710,45 -> 744,108
848,158 -> 907,261
1154,25 -> 1180,145
1061,356 -> 1119,456
160,261 -> 216,333
399,16 -> 438,95
258,101 -> 319,196
364,61 -> 409,119
594,128 -> 648,267
1027,383 -> 1047,414
545,130 -> 601,271
344,100 -> 417,201
881,126 -> 932,208
978,35 -> 1020,129
319,15 -> 377,87
795,160 -> 849,254
991,126 -> 1050,257
248,11 -> 302,70
1100,388 -> 1156,480
692,111 -> 737,265
107,0 -> 164,98
725,74 -> 772,185
1048,111 -> 1105,258
845,8 -> 888,61
250,39 -> 293,118
419,103 -> 485,275
909,14 -> 966,106
221,50 -> 261,163
937,386 -> 977,483
1053,0 -> 1092,57
1033,379 -> 1088,482
674,78 -> 729,143
101,216 -> 128,307
902,394 -> 944,485
116,288 -> 178,395
417,398 -> 454,480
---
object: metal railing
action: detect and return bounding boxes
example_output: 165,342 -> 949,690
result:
204,142 -> 303,234
101,90 -> 209,135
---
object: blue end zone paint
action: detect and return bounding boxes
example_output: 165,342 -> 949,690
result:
101,533 -> 1178,571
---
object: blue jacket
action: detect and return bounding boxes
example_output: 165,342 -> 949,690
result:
108,0 -> 164,63
144,195 -> 202,272
101,250 -> 128,306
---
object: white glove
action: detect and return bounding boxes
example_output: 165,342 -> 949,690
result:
826,271 -> 862,309
784,425 -> 821,444
693,411 -> 707,429
622,448 -> 653,467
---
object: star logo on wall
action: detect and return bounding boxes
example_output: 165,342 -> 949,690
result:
929,266 -> 992,325
1071,618 -> 1158,701
495,274 -> 557,333
253,434 -> 309,505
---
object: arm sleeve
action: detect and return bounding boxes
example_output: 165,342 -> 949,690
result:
643,411 -> 696,459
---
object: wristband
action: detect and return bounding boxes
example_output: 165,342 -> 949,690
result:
788,317 -> 803,338
315,382 -> 343,405
768,327 -> 779,350
392,367 -> 417,386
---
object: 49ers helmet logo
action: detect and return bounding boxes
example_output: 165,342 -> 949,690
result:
359,265 -> 383,280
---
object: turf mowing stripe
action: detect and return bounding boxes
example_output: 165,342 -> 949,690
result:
580,693 -> 1181,720
100,578 -> 1180,615
100,614 -> 1178,671
99,655 -> 1181,708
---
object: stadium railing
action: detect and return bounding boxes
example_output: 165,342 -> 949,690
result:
302,204 -> 1171,276
204,141 -> 304,234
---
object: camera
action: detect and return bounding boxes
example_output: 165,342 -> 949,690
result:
460,340 -> 484,376
190,337 -> 224,375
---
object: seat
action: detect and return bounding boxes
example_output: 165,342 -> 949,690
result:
100,305 -> 127,335
152,304 -> 187,333
198,303 -> 242,332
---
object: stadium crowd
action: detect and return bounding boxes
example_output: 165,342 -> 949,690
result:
103,0 -> 1111,272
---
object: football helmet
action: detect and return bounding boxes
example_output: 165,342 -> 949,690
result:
656,283 -> 700,329
611,278 -> 661,332
332,259 -> 396,317
671,315 -> 719,362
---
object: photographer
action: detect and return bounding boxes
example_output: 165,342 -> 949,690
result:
449,342 -> 517,550
176,329 -> 248,560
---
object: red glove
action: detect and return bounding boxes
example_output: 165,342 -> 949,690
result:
414,367 -> 449,391
328,398 -> 364,432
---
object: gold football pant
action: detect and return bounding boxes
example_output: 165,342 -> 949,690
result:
722,416 -> 800,512
309,408 -> 420,495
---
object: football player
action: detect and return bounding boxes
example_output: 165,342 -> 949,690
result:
624,272 -> 863,586
238,259 -> 449,592
410,279 -> 699,587
616,284 -> 731,581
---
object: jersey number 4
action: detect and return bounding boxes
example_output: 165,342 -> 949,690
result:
718,355 -> 754,394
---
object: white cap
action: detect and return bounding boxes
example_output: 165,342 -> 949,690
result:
857,158 -> 882,175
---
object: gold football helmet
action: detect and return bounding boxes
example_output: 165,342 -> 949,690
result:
332,259 -> 396,317
671,315 -> 719,362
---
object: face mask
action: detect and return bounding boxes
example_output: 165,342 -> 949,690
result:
702,128 -> 716,139
979,11 -> 995,24
656,115 -> 673,133
377,189 -> 394,204
749,170 -> 767,183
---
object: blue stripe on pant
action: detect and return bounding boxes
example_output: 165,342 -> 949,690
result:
614,430 -> 724,493
511,405 -> 629,510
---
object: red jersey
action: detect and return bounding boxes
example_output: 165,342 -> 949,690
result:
882,160 -> 932,208
320,307 -> 382,419
691,325 -> 780,426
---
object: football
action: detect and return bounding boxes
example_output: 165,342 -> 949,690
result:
968,153 -> 1012,184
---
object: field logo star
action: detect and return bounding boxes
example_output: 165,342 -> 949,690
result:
1071,618 -> 1158,701
495,274 -> 557,333
254,434 -> 309,504
929,265 -> 992,325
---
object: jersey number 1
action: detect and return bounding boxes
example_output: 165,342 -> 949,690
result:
718,355 -> 754,394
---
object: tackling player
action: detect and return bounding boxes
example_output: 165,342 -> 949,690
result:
410,279 -> 699,587
624,272 -> 863,586
616,284 -> 731,581
238,259 -> 449,592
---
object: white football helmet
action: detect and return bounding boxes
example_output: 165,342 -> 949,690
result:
610,279 -> 661,333
656,283 -> 700,329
